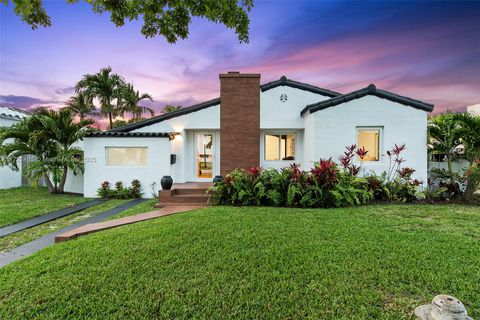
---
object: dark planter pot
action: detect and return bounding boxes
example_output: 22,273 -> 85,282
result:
213,175 -> 223,183
161,175 -> 173,190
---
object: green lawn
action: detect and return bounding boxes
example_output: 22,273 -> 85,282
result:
105,198 -> 158,220
0,199 -> 128,253
1,199 -> 158,253
0,204 -> 479,319
0,187 -> 89,227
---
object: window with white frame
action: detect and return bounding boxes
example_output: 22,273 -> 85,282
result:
106,147 -> 148,166
264,134 -> 296,161
357,128 -> 381,161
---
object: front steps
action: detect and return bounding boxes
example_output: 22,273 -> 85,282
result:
156,183 -> 212,208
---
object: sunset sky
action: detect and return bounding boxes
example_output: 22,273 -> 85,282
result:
1,0 -> 479,117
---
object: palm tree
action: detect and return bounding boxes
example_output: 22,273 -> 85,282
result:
162,105 -> 182,113
66,91 -> 96,120
119,83 -> 154,121
76,66 -> 125,129
428,113 -> 463,183
0,108 -> 94,193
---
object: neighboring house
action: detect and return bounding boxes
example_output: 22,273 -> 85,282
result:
0,106 -> 29,189
467,103 -> 480,116
82,72 -> 434,198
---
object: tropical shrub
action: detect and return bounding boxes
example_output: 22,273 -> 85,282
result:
97,180 -> 143,199
130,179 -> 143,198
331,172 -> 373,207
97,181 -> 114,198
366,173 -> 390,201
429,168 -> 462,198
464,159 -> 480,203
210,143 -> 425,208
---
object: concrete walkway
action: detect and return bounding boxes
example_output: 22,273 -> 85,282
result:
0,198 -> 147,268
55,205 -> 204,242
0,199 -> 106,238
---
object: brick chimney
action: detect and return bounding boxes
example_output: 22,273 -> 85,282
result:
219,71 -> 261,175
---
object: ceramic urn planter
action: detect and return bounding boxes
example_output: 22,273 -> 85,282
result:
160,176 -> 173,190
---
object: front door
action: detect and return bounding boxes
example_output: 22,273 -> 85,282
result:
194,132 -> 215,180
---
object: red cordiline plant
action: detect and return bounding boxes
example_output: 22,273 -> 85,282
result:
386,143 -> 406,181
338,144 -> 366,176
311,158 -> 339,189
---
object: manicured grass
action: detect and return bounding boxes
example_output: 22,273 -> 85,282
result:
106,198 -> 158,220
0,204 -> 478,319
0,187 -> 89,227
0,199 -> 128,253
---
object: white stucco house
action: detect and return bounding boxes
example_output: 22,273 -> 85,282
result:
467,103 -> 480,116
0,106 -> 29,189
80,72 -> 434,198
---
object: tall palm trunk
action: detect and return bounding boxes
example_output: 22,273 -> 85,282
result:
446,153 -> 455,184
58,165 -> 68,194
43,173 -> 55,193
108,112 -> 113,129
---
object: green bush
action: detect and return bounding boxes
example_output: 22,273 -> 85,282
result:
97,180 -> 143,199
210,144 -> 424,208
210,162 -> 373,208
464,159 -> 480,203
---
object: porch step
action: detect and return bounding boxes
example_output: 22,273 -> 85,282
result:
173,188 -> 210,196
163,195 -> 209,203
155,202 -> 208,208
157,182 -> 212,207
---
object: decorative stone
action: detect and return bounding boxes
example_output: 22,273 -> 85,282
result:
160,175 -> 173,190
414,295 -> 472,320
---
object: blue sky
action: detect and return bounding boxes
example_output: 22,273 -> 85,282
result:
1,0 -> 479,117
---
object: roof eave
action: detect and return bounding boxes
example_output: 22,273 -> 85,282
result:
261,76 -> 341,97
302,85 -> 434,115
86,132 -> 177,140
112,98 -> 220,132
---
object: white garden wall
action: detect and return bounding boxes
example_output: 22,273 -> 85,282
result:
0,116 -> 23,189
0,164 -> 22,189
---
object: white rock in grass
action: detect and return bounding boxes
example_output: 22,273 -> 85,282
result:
414,295 -> 472,320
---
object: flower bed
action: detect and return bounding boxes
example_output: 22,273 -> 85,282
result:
210,144 -> 422,207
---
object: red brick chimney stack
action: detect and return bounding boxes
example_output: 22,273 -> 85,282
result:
219,71 -> 261,175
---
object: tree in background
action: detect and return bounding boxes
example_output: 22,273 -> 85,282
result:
0,108 -> 94,193
119,83 -> 154,121
2,0 -> 253,43
76,67 -> 125,130
162,105 -> 182,113
454,112 -> 480,162
66,91 -> 97,120
428,112 -> 463,184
